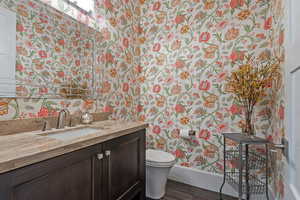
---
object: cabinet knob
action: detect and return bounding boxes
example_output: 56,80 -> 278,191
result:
97,153 -> 104,160
105,150 -> 111,157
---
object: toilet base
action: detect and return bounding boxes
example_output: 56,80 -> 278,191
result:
146,165 -> 172,199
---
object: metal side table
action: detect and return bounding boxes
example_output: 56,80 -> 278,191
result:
219,133 -> 269,200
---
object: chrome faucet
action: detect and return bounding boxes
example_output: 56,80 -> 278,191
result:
56,109 -> 70,129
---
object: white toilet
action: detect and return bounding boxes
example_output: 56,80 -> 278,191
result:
146,149 -> 176,199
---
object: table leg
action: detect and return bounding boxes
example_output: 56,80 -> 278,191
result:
266,144 -> 269,200
245,144 -> 249,200
219,137 -> 226,200
238,143 -> 243,200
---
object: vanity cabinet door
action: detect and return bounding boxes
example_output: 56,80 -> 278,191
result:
0,144 -> 102,200
102,130 -> 146,200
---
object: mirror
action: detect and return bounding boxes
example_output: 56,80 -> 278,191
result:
0,7 -> 16,97
0,0 -> 101,99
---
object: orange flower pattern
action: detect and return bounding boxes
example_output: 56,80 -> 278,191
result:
138,0 -> 285,198
0,0 -> 285,198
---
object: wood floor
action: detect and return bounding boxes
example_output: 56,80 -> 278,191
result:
147,180 -> 237,200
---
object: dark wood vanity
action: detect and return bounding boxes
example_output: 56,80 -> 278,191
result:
0,129 -> 146,200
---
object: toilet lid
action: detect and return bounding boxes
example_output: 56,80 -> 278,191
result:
146,149 -> 175,163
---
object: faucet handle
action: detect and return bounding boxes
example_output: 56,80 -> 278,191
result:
68,116 -> 75,127
42,120 -> 50,131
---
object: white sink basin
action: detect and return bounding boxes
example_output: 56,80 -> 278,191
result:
39,127 -> 99,141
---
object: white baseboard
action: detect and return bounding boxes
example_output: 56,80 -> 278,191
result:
168,165 -> 275,200
168,165 -> 238,197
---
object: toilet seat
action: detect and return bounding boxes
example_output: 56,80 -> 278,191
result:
146,149 -> 176,167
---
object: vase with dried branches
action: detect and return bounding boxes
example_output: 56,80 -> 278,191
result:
227,57 -> 279,136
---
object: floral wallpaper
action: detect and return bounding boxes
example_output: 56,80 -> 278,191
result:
0,0 -> 286,199
93,0 -> 141,120
138,0 -> 285,198
265,0 -> 286,198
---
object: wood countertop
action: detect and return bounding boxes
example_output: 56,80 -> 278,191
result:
0,120 -> 148,174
